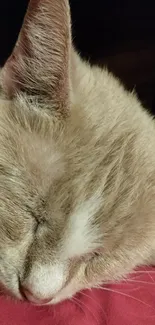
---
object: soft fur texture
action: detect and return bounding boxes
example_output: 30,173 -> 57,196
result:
0,0 -> 155,305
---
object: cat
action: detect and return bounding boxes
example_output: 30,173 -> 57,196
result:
0,0 -> 155,305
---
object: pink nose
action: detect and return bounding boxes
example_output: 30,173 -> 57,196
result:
21,287 -> 52,305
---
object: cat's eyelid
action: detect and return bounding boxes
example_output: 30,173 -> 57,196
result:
70,250 -> 101,262
24,204 -> 44,225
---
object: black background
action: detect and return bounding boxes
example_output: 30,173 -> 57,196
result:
0,0 -> 155,114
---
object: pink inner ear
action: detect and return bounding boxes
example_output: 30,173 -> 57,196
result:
2,3 -> 37,98
2,54 -> 17,97
1,0 -> 41,97
1,0 -> 35,97
1,0 -> 71,116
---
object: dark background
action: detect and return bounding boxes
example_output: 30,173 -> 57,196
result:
0,0 -> 155,114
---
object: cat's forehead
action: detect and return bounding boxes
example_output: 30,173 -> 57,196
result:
0,99 -> 65,189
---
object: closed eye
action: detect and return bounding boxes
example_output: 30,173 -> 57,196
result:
24,204 -> 45,229
71,251 -> 101,263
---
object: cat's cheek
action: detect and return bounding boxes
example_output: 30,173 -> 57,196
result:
0,276 -> 22,300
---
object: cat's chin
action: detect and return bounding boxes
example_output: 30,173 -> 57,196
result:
51,295 -> 71,305
50,284 -> 85,305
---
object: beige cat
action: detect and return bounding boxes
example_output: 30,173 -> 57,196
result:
0,0 -> 155,305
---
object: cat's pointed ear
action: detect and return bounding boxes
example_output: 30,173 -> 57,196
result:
1,0 -> 71,116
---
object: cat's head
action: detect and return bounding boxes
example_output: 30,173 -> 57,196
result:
0,0 -> 150,306
0,0 -> 104,305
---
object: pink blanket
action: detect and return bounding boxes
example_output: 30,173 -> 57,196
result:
0,267 -> 155,325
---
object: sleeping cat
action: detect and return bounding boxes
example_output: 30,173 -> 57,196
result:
0,0 -> 155,305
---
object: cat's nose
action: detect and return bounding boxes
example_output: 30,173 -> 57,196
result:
21,286 -> 52,305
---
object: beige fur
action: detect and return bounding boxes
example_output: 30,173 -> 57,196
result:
0,0 -> 155,304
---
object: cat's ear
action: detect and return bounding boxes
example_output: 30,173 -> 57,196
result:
1,0 -> 71,116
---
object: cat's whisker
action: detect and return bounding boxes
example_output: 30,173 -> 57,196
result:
95,285 -> 155,312
132,270 -> 155,274
128,270 -> 155,280
72,296 -> 100,325
71,297 -> 85,313
140,267 -> 155,283
126,279 -> 155,285
80,291 -> 108,324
